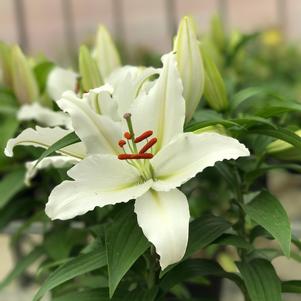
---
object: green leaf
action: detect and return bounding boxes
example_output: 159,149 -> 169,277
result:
105,204 -> 150,297
282,280 -> 301,293
185,214 -> 232,258
160,259 -> 244,293
185,119 -> 239,132
237,259 -> 282,301
243,190 -> 291,257
33,61 -> 55,93
33,248 -> 107,301
213,234 -> 251,249
231,86 -> 268,110
53,289 -> 109,301
0,168 -> 25,209
35,131 -> 80,167
0,246 -> 44,289
256,101 -> 301,118
250,127 -> 301,151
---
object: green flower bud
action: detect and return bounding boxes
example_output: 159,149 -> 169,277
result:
194,124 -> 227,136
11,45 -> 39,103
174,16 -> 205,122
79,45 -> 103,92
0,42 -> 13,87
210,14 -> 226,52
202,47 -> 228,112
93,25 -> 121,79
266,130 -> 301,161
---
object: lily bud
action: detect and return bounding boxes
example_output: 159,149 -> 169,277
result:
174,16 -> 205,122
93,25 -> 121,80
0,42 -> 12,87
266,130 -> 301,161
194,124 -> 227,136
11,45 -> 39,104
79,45 -> 103,92
202,47 -> 228,112
210,14 -> 226,52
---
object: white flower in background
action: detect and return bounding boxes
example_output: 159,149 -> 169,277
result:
5,65 -> 157,184
17,102 -> 72,128
17,66 -> 78,128
47,67 -> 78,101
41,53 -> 249,269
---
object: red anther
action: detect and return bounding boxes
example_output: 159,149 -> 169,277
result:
118,154 -> 134,160
137,153 -> 154,159
124,132 -> 132,139
139,138 -> 157,154
134,130 -> 153,143
118,153 -> 153,160
118,140 -> 126,147
129,153 -> 154,159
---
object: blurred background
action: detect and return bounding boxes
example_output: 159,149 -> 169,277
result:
1,0 -> 301,64
1,0 -> 301,300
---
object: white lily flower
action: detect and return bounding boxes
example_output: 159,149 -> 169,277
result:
17,102 -> 72,128
44,53 -> 249,269
25,156 -> 78,185
5,126 -> 86,184
47,67 -> 78,101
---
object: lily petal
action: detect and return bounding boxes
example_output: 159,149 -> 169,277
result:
152,132 -> 250,191
107,66 -> 158,117
18,103 -> 71,127
46,154 -> 152,220
131,53 -> 185,153
58,91 -> 121,155
25,156 -> 79,185
134,188 -> 190,270
83,84 -> 119,121
47,67 -> 78,101
5,126 -> 85,159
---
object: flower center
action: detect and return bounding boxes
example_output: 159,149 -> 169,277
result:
117,113 -> 157,181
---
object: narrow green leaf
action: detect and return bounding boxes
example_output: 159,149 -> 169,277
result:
282,280 -> 301,293
0,246 -> 44,289
160,259 -> 244,293
0,168 -> 25,209
33,248 -> 107,301
35,131 -> 80,167
232,86 -> 267,110
185,119 -> 239,132
105,204 -> 150,297
243,190 -> 291,257
185,214 -> 232,258
237,259 -> 282,301
250,128 -> 301,151
257,101 -> 301,118
53,289 -> 109,301
213,234 -> 252,249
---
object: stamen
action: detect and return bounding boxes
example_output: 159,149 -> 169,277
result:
139,138 -> 157,154
118,154 -> 135,160
135,153 -> 154,159
118,153 -> 153,160
134,130 -> 153,143
118,140 -> 126,147
124,132 -> 132,139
